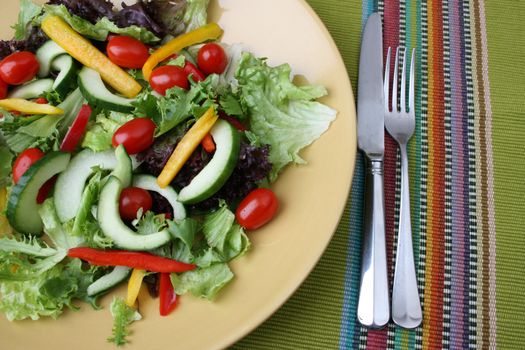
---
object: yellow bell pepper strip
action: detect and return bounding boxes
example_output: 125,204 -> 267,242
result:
0,99 -> 64,115
142,23 -> 223,81
41,16 -> 142,98
126,269 -> 146,307
0,188 -> 12,236
157,107 -> 219,188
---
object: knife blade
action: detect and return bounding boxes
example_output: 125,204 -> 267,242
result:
356,12 -> 390,329
357,13 -> 385,156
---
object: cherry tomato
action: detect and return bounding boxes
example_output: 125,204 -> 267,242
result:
0,51 -> 39,85
149,65 -> 189,95
119,187 -> 153,221
12,148 -> 45,184
112,118 -> 156,154
0,78 -> 7,99
197,43 -> 228,75
236,188 -> 279,230
107,36 -> 150,69
183,61 -> 206,82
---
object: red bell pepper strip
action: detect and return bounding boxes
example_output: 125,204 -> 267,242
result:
159,272 -> 178,316
67,248 -> 196,273
201,133 -> 215,153
219,112 -> 247,132
60,104 -> 92,152
36,175 -> 57,204
34,97 -> 48,104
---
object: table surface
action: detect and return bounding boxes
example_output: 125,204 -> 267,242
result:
233,0 -> 525,349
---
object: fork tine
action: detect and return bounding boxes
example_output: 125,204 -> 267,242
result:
400,47 -> 407,113
384,47 -> 391,113
409,48 -> 416,112
392,47 -> 399,112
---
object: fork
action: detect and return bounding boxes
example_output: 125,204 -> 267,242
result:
384,47 -> 422,329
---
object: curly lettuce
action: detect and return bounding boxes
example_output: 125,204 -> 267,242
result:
236,52 -> 337,181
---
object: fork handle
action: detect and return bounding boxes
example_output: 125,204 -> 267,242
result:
357,156 -> 390,328
392,145 -> 422,328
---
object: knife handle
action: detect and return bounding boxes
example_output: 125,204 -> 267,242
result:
357,156 -> 390,328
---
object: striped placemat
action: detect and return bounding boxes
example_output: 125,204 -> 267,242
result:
233,0 -> 525,349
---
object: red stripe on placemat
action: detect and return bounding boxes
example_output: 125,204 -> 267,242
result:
365,1 -> 399,348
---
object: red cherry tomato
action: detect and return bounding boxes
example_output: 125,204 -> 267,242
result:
183,61 -> 206,82
197,43 -> 228,75
107,36 -> 150,69
119,187 -> 153,221
12,148 -> 45,184
235,188 -> 279,230
112,118 -> 156,154
0,51 -> 39,85
149,65 -> 189,95
0,78 -> 7,99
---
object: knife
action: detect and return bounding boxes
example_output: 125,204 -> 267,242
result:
356,12 -> 390,328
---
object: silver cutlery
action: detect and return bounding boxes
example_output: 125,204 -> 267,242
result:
356,12 -> 390,329
384,47 -> 422,329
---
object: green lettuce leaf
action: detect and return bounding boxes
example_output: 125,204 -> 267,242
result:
12,0 -> 42,40
235,52 -> 337,181
107,297 -> 142,346
183,0 -> 210,33
0,146 -> 13,187
82,112 -> 133,152
170,263 -> 233,300
132,75 -> 218,136
39,199 -> 84,250
201,202 -> 250,261
132,211 -> 168,235
72,171 -> 101,237
41,5 -> 160,44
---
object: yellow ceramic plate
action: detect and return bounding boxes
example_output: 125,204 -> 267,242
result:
0,0 -> 356,349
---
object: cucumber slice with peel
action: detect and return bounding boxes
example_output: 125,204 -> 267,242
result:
178,120 -> 240,204
87,266 -> 131,297
54,149 -> 140,223
36,40 -> 67,77
132,174 -> 186,220
78,67 -> 135,112
98,176 -> 172,250
51,54 -> 78,97
7,152 -> 71,234
8,79 -> 53,99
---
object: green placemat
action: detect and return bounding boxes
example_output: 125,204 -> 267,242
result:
233,0 -> 525,349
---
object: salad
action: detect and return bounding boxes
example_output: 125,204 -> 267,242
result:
0,0 -> 336,345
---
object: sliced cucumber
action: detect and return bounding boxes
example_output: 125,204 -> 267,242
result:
111,145 -> 132,188
56,88 -> 86,138
98,176 -> 171,250
132,174 -> 186,220
54,149 -> 140,223
87,266 -> 131,297
178,120 -> 240,204
36,40 -> 67,77
8,79 -> 53,99
78,67 -> 135,112
51,54 -> 78,97
7,152 -> 71,234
